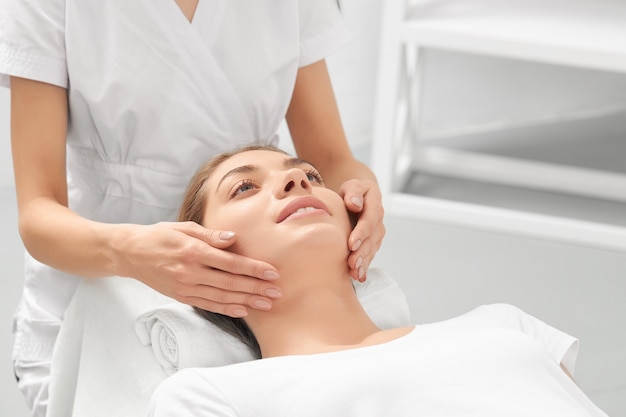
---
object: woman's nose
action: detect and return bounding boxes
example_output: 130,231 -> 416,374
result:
275,169 -> 311,197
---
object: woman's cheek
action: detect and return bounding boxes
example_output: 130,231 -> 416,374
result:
213,200 -> 258,230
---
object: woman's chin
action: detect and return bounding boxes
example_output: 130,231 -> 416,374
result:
288,223 -> 349,248
239,227 -> 348,264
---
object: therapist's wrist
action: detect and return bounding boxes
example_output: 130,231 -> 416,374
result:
105,222 -> 138,279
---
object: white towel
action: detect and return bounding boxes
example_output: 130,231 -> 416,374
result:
135,304 -> 255,375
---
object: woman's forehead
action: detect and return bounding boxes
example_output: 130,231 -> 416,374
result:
225,149 -> 290,167
214,151 -> 288,178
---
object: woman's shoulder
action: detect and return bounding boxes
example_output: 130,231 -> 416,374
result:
471,303 -> 526,318
417,303 -> 530,336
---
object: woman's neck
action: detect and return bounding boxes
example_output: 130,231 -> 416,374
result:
244,258 -> 381,358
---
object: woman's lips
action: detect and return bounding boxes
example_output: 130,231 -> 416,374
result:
277,196 -> 331,223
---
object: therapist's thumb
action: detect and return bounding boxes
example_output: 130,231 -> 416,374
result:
203,229 -> 237,249
177,222 -> 237,249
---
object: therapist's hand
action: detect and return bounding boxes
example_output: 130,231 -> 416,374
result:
112,221 -> 282,318
340,179 -> 385,282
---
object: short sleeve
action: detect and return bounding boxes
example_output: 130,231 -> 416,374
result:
485,304 -> 580,375
147,370 -> 238,417
297,0 -> 352,67
0,0 -> 68,88
517,306 -> 580,375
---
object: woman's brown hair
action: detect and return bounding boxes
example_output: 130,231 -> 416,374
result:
178,145 -> 289,359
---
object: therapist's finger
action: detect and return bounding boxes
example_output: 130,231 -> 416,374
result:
200,246 -> 281,281
342,186 -> 366,214
347,194 -> 383,248
187,298 -> 252,318
172,221 -> 239,249
348,197 -> 385,282
349,210 -> 385,254
180,272 -> 284,317
348,220 -> 385,282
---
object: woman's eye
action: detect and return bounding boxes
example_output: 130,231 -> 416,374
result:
306,170 -> 323,184
231,180 -> 257,197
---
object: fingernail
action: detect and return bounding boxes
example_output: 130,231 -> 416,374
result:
254,300 -> 272,310
265,288 -> 282,298
233,309 -> 248,318
220,231 -> 236,240
264,270 -> 280,280
351,196 -> 363,209
355,256 -> 363,269
358,266 -> 365,280
351,240 -> 362,251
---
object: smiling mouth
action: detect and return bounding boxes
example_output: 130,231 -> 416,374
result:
280,207 -> 329,223
277,197 -> 330,223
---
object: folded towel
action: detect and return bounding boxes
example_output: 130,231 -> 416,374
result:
136,268 -> 412,375
135,304 -> 255,375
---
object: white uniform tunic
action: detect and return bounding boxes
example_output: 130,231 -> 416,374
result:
0,0 -> 350,363
148,304 -> 608,417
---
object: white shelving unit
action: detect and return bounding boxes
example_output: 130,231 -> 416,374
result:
372,0 -> 626,251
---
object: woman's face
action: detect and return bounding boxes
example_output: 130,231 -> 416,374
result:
202,150 -> 352,263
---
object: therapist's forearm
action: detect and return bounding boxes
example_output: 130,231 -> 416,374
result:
18,199 -> 122,278
286,59 -> 376,192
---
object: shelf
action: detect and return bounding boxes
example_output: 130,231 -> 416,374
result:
385,192 -> 626,251
372,0 -> 626,251
385,113 -> 626,251
411,111 -> 626,203
401,0 -> 626,73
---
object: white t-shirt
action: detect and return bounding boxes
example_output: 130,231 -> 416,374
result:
0,0 -> 350,361
148,304 -> 607,417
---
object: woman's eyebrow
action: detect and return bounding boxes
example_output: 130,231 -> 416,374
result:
216,165 -> 256,194
284,157 -> 315,169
